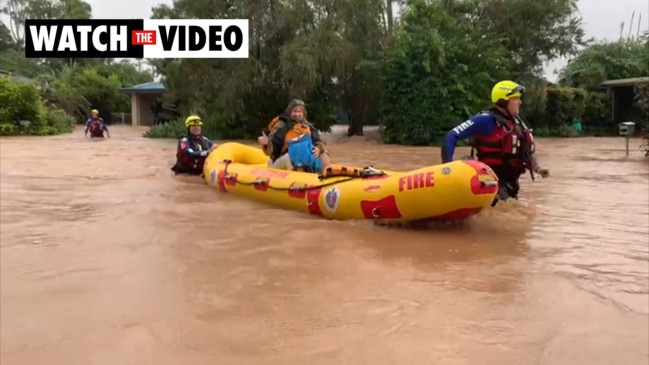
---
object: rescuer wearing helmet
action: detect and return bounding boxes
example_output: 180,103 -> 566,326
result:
85,109 -> 109,138
171,115 -> 218,175
441,80 -> 547,204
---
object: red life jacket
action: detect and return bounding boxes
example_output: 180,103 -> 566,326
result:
175,137 -> 210,173
471,109 -> 535,174
89,121 -> 104,137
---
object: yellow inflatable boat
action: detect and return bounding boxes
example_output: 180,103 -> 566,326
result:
203,142 -> 499,223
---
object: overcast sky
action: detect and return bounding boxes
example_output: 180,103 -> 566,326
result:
5,0 -> 649,80
88,0 -> 649,81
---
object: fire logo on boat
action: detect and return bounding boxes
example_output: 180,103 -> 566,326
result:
324,186 -> 341,212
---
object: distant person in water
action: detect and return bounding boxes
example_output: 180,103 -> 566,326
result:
257,99 -> 332,173
441,80 -> 548,205
85,109 -> 109,138
171,115 -> 218,175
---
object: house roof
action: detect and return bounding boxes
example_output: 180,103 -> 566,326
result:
118,81 -> 165,94
601,77 -> 649,87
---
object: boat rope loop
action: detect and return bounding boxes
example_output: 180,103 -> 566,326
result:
218,159 -> 386,192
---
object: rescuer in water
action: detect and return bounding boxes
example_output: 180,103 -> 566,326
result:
257,99 -> 332,173
441,80 -> 549,205
171,115 -> 218,175
85,109 -> 110,138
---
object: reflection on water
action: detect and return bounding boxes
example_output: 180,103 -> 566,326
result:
1,126 -> 647,364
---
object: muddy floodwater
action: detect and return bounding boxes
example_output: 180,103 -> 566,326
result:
1,125 -> 648,365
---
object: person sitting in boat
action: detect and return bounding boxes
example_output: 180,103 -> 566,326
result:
441,80 -> 548,204
84,109 -> 110,138
257,99 -> 332,173
171,115 -> 218,175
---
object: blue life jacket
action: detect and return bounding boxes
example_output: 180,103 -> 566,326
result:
287,134 -> 322,173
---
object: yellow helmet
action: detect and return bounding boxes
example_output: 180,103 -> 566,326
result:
185,115 -> 203,127
91,109 -> 99,115
491,80 -> 525,104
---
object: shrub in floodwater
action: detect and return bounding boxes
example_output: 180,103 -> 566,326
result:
0,77 -> 74,136
0,123 -> 16,135
142,120 -> 187,139
44,107 -> 75,133
142,114 -> 231,140
640,122 -> 649,158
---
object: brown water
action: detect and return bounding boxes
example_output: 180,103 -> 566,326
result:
1,125 -> 648,365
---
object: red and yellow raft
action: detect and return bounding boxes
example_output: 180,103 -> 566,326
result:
203,142 -> 499,223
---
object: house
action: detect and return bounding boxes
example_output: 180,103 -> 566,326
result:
601,77 -> 649,124
117,81 -> 166,126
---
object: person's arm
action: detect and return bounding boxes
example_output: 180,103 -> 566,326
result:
203,137 -> 216,150
101,120 -> 110,137
307,123 -> 326,154
84,119 -> 91,135
265,120 -> 287,157
441,114 -> 495,163
179,137 -> 208,157
261,132 -> 272,156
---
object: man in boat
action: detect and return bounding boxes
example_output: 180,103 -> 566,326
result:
257,99 -> 332,173
441,80 -> 548,204
84,109 -> 110,138
171,115 -> 218,175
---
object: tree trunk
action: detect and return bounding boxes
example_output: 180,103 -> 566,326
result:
386,0 -> 393,33
346,97 -> 365,136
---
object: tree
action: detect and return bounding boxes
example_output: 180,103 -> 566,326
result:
1,0 -> 94,73
277,0 -> 390,136
0,23 -> 17,52
148,0 -> 588,141
1,0 -> 92,47
150,0 -> 389,138
377,0 -> 511,145
559,38 -> 649,90
440,0 -> 586,82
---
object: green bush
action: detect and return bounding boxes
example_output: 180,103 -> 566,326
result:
143,113 -> 231,140
532,87 -> 616,136
640,121 -> 649,158
0,77 -> 46,129
581,91 -> 612,135
0,123 -> 17,135
143,121 -> 187,139
377,0 -> 511,145
528,124 -> 579,137
554,124 -> 580,137
29,125 -> 59,135
545,86 -> 587,130
533,126 -> 551,137
45,107 -> 75,133
0,77 -> 75,136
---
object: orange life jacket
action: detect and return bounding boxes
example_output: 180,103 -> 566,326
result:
268,116 -> 312,153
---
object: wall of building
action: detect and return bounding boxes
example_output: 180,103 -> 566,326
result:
129,93 -> 162,126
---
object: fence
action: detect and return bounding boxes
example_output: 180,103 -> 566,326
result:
110,113 -> 133,125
